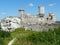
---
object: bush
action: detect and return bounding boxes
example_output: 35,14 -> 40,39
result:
0,38 -> 4,45
0,30 -> 11,38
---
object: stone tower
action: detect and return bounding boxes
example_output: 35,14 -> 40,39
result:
19,8 -> 24,19
49,12 -> 56,23
38,6 -> 45,17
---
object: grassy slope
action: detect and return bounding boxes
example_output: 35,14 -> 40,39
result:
12,27 -> 60,45
0,26 -> 60,45
0,30 -> 12,45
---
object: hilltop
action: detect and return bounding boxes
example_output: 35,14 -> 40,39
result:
0,26 -> 60,45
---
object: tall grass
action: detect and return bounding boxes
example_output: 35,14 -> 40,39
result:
13,27 -> 60,45
0,30 -> 11,45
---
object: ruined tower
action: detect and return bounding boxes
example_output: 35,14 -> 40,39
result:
38,6 -> 45,17
49,12 -> 56,23
19,8 -> 24,19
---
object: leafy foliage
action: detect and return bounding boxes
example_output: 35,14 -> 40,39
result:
0,27 -> 60,45
0,30 -> 11,45
0,38 -> 4,45
0,30 -> 11,38
13,27 -> 60,45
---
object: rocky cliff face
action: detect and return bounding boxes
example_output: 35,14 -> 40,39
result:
0,16 -> 21,32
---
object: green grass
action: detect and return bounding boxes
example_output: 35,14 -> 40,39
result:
0,27 -> 60,45
12,27 -> 60,45
0,30 -> 12,45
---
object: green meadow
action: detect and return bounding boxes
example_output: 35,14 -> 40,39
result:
0,27 -> 60,45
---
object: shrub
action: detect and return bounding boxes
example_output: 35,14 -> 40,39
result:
0,38 -> 4,45
0,30 -> 11,38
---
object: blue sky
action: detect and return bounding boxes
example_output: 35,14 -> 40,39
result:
0,0 -> 60,21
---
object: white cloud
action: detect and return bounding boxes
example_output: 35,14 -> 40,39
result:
49,3 -> 56,7
29,3 -> 34,7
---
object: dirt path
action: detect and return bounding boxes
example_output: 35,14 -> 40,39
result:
8,38 -> 16,45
